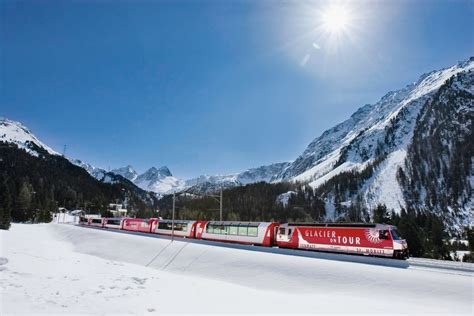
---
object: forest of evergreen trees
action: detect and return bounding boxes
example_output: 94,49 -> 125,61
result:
156,182 -> 325,223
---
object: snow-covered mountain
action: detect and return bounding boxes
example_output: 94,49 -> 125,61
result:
0,118 -> 123,185
0,119 -> 159,211
275,57 -> 473,227
110,165 -> 138,182
133,166 -> 183,194
0,118 -> 59,156
100,162 -> 291,195
400,69 -> 474,229
180,162 -> 292,194
71,159 -> 108,181
238,162 -> 291,184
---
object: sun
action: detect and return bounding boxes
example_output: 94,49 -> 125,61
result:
321,4 -> 351,34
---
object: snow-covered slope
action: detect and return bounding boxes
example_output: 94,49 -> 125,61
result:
2,223 -> 472,315
275,57 -> 474,221
0,118 -> 59,156
400,69 -> 474,229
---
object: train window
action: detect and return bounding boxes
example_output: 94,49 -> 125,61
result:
157,222 -> 188,231
209,225 -> 222,234
107,219 -> 121,226
379,230 -> 389,240
278,228 -> 285,235
217,225 -> 227,234
390,229 -> 401,240
288,229 -> 292,236
248,226 -> 258,237
229,225 -> 238,235
158,222 -> 170,230
91,219 -> 102,224
238,226 -> 248,236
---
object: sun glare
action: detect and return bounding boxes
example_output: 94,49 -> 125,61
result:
322,5 -> 351,34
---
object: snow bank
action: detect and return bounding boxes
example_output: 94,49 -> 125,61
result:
1,224 -> 472,315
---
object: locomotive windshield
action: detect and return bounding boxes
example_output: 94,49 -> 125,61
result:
390,229 -> 401,240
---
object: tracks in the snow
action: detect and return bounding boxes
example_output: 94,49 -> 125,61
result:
71,224 -> 473,274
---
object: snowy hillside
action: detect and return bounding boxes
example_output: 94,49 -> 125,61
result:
400,69 -> 474,229
0,118 -> 59,156
1,223 -> 472,315
274,57 -> 474,223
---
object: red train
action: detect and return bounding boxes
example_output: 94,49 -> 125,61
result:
79,217 -> 408,259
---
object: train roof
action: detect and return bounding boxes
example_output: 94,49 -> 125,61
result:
286,222 -> 382,228
159,219 -> 196,224
207,221 -> 271,226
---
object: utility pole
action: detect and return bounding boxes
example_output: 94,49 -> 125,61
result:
220,187 -> 223,221
172,191 -> 175,241
183,188 -> 223,221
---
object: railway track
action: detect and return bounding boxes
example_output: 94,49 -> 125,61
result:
408,257 -> 474,274
72,224 -> 473,274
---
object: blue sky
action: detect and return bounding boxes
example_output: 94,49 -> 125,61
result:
1,0 -> 473,178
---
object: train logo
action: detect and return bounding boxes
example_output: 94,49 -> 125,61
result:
364,228 -> 382,244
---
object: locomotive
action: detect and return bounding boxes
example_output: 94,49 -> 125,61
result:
79,217 -> 409,259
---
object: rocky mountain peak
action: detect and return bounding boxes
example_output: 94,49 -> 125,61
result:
110,165 -> 138,181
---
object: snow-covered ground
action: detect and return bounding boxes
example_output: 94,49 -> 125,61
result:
1,224 -> 472,315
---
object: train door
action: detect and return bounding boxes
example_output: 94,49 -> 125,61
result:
150,219 -> 158,233
277,225 -> 292,243
190,222 -> 197,238
195,221 -> 206,239
273,226 -> 279,246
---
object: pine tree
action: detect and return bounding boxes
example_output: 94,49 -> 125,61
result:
0,178 -> 12,230
397,211 -> 424,257
373,204 -> 389,223
17,181 -> 32,211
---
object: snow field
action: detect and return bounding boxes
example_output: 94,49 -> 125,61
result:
1,223 -> 473,315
